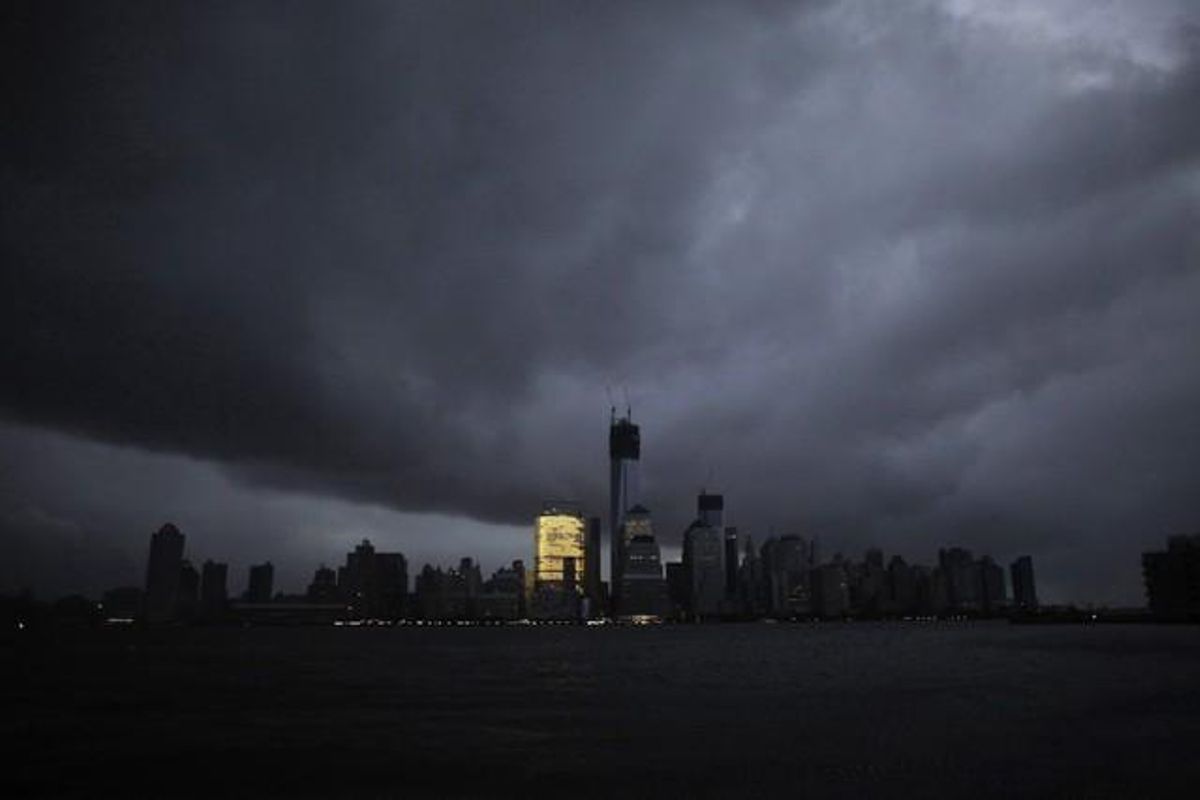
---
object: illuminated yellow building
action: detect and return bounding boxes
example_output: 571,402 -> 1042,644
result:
534,503 -> 587,592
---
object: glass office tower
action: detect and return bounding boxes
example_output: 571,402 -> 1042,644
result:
609,410 -> 640,611
535,502 -> 587,591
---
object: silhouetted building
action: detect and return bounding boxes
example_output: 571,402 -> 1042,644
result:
610,504 -> 656,616
411,557 -> 491,620
886,556 -> 916,615
512,559 -> 527,617
1010,555 -> 1038,610
246,562 -> 274,604
1143,534 -> 1200,619
762,535 -> 812,617
812,562 -> 849,618
584,516 -> 602,615
144,523 -> 185,623
306,565 -> 340,603
683,517 -> 724,618
200,560 -> 228,620
609,410 -> 640,611
377,552 -> 410,616
665,561 -> 687,618
849,549 -> 887,615
698,491 -> 724,529
620,531 -> 669,618
340,540 -> 408,619
979,556 -> 1006,615
101,586 -> 143,620
939,547 -> 980,612
177,560 -> 200,620
724,526 -> 739,599
740,534 -> 765,615
459,556 -> 483,616
920,566 -> 950,616
480,561 -> 525,620
415,565 -> 447,619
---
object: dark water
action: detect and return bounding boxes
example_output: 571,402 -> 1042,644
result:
7,622 -> 1200,798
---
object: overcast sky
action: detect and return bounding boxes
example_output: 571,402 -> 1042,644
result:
3,1 -> 1198,605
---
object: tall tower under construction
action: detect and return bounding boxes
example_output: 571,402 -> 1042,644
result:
609,408 -> 641,613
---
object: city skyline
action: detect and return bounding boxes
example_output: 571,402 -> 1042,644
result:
0,405 -> 1183,607
4,2 -> 1200,607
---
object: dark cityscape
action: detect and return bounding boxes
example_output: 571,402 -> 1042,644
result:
4,1 -> 1200,797
19,409 -> 1198,629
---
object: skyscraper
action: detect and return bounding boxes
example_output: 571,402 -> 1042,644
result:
683,493 -> 726,619
246,562 -> 274,603
1142,535 -> 1200,618
682,520 -> 720,617
200,560 -> 228,620
532,502 -> 587,619
584,516 -> 602,614
939,547 -> 979,611
535,502 -> 587,590
812,562 -> 849,618
609,410 -> 640,611
1010,555 -> 1038,610
619,513 -> 669,619
698,491 -> 724,529
144,523 -> 185,623
724,526 -> 739,599
340,539 -> 408,619
762,535 -> 812,617
177,560 -> 200,620
306,565 -> 339,602
979,555 -> 1007,615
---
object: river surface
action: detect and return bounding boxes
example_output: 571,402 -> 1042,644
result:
7,622 -> 1200,797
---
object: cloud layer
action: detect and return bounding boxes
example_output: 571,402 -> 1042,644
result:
3,1 -> 1198,603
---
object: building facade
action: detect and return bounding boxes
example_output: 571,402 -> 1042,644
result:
1010,555 -> 1038,610
683,519 -> 725,618
609,411 -> 640,611
246,562 -> 274,603
340,539 -> 408,619
144,523 -> 185,623
534,502 -> 587,618
614,506 -> 668,618
200,560 -> 228,620
1143,535 -> 1200,619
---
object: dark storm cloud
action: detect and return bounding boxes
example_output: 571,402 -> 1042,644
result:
2,1 -> 1198,602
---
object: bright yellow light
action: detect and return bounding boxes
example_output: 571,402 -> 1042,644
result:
534,510 -> 586,590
